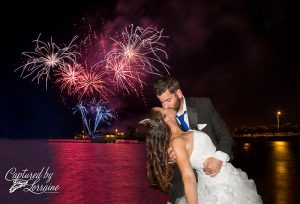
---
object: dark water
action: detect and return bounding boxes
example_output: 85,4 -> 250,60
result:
232,140 -> 300,204
0,139 -> 299,204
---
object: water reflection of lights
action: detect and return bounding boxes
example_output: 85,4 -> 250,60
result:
273,141 -> 288,155
273,141 -> 289,176
273,141 -> 289,175
275,162 -> 286,175
272,141 -> 290,204
243,143 -> 251,152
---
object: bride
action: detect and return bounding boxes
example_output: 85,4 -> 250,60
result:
143,107 -> 262,204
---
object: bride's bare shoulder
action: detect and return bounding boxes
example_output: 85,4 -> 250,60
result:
170,132 -> 192,147
170,135 -> 185,147
170,134 -> 193,157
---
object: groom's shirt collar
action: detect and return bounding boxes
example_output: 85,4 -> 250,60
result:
177,96 -> 187,115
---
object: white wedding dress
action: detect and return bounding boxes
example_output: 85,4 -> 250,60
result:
176,130 -> 263,204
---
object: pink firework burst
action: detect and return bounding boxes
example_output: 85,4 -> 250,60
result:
106,57 -> 146,95
105,24 -> 170,76
54,63 -> 84,95
76,66 -> 114,101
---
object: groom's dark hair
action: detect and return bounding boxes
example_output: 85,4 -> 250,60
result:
153,76 -> 181,96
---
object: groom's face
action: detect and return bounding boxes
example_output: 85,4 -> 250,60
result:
157,89 -> 182,112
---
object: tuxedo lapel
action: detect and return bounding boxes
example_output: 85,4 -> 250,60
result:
187,105 -> 198,130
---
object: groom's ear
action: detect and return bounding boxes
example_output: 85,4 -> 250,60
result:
175,89 -> 183,98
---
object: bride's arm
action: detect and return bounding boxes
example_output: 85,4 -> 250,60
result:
171,137 -> 197,204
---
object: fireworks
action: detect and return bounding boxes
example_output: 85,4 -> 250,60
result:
55,62 -> 115,101
103,24 -> 170,95
16,25 -> 170,96
73,101 -> 115,135
54,63 -> 83,95
90,102 -> 115,132
105,24 -> 170,76
73,102 -> 91,136
105,57 -> 146,95
15,23 -> 171,131
15,34 -> 79,89
75,65 -> 114,101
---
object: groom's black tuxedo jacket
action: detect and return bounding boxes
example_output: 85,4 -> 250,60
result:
170,97 -> 234,204
185,97 -> 233,155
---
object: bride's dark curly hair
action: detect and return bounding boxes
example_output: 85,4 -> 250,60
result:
144,109 -> 174,192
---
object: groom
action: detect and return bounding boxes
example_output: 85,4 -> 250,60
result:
153,76 -> 234,204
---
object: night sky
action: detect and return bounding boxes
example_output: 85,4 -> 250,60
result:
0,0 -> 298,138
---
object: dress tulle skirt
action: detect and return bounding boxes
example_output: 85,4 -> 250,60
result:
175,163 -> 263,204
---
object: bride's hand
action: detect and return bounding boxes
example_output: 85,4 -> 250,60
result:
167,147 -> 177,164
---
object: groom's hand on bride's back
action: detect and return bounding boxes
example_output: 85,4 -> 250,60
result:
167,147 -> 177,163
203,157 -> 223,177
